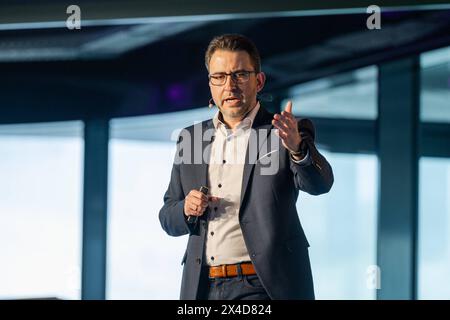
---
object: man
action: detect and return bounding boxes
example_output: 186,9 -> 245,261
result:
159,34 -> 333,300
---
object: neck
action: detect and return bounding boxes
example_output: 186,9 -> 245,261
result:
222,117 -> 241,131
221,102 -> 258,131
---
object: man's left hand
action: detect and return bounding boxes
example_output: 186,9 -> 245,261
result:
272,100 -> 303,158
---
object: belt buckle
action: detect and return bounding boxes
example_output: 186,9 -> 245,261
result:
221,264 -> 227,277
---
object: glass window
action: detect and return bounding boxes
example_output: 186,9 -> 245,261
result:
285,66 -> 379,298
107,140 -> 184,299
287,66 -> 378,120
107,108 -> 215,299
0,121 -> 83,300
420,46 -> 450,123
418,45 -> 450,299
298,151 -> 378,299
418,158 -> 450,299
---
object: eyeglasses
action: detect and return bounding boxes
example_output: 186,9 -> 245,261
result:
208,70 -> 257,86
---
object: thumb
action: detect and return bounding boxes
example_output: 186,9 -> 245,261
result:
285,100 -> 293,113
208,196 -> 220,203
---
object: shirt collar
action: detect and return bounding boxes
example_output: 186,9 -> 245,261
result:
213,101 -> 260,131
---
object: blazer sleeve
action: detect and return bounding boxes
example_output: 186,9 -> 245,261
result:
290,118 -> 334,195
159,134 -> 196,237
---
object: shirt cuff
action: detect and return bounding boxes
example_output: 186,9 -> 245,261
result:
290,149 -> 311,166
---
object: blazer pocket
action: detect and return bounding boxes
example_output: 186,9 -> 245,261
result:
257,149 -> 279,163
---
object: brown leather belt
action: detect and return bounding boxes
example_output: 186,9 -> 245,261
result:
209,262 -> 256,278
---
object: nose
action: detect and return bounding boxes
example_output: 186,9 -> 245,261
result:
223,74 -> 238,90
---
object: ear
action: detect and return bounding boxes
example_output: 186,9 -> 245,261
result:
208,98 -> 215,108
256,72 -> 266,93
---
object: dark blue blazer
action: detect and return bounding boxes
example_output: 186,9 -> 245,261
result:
159,106 -> 334,300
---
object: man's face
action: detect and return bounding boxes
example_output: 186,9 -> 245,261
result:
208,50 -> 265,121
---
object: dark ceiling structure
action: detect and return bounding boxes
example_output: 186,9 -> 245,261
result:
1,1 -> 449,123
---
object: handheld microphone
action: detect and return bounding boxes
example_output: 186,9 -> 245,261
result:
187,186 -> 209,224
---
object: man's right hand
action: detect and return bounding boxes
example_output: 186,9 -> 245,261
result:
184,189 -> 210,218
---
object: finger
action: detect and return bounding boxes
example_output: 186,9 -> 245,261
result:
279,129 -> 289,139
279,113 -> 297,128
190,197 -> 203,207
189,190 -> 202,199
194,204 -> 205,215
201,196 -> 210,206
190,190 -> 208,201
191,198 -> 208,210
273,114 -> 294,129
272,119 -> 291,132
208,196 -> 220,203
272,121 -> 284,133
188,203 -> 198,213
284,100 -> 293,114
272,118 -> 289,131
191,204 -> 204,215
281,111 -> 296,124
274,128 -> 288,139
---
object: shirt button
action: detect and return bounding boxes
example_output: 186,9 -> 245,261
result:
223,160 -> 226,164
196,258 -> 201,264
211,256 -> 215,261
218,184 -> 222,188
251,253 -> 256,258
210,231 -> 214,236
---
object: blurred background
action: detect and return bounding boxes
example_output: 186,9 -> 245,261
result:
0,0 -> 449,300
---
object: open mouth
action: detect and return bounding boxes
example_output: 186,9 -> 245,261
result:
223,97 -> 241,105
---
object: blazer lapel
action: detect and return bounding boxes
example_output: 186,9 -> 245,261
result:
193,107 -> 274,207
239,106 -> 274,207
196,119 -> 214,188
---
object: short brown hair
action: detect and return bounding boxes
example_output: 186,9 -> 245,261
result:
205,34 -> 261,73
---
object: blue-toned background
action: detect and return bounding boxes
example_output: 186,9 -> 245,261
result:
0,1 -> 449,300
